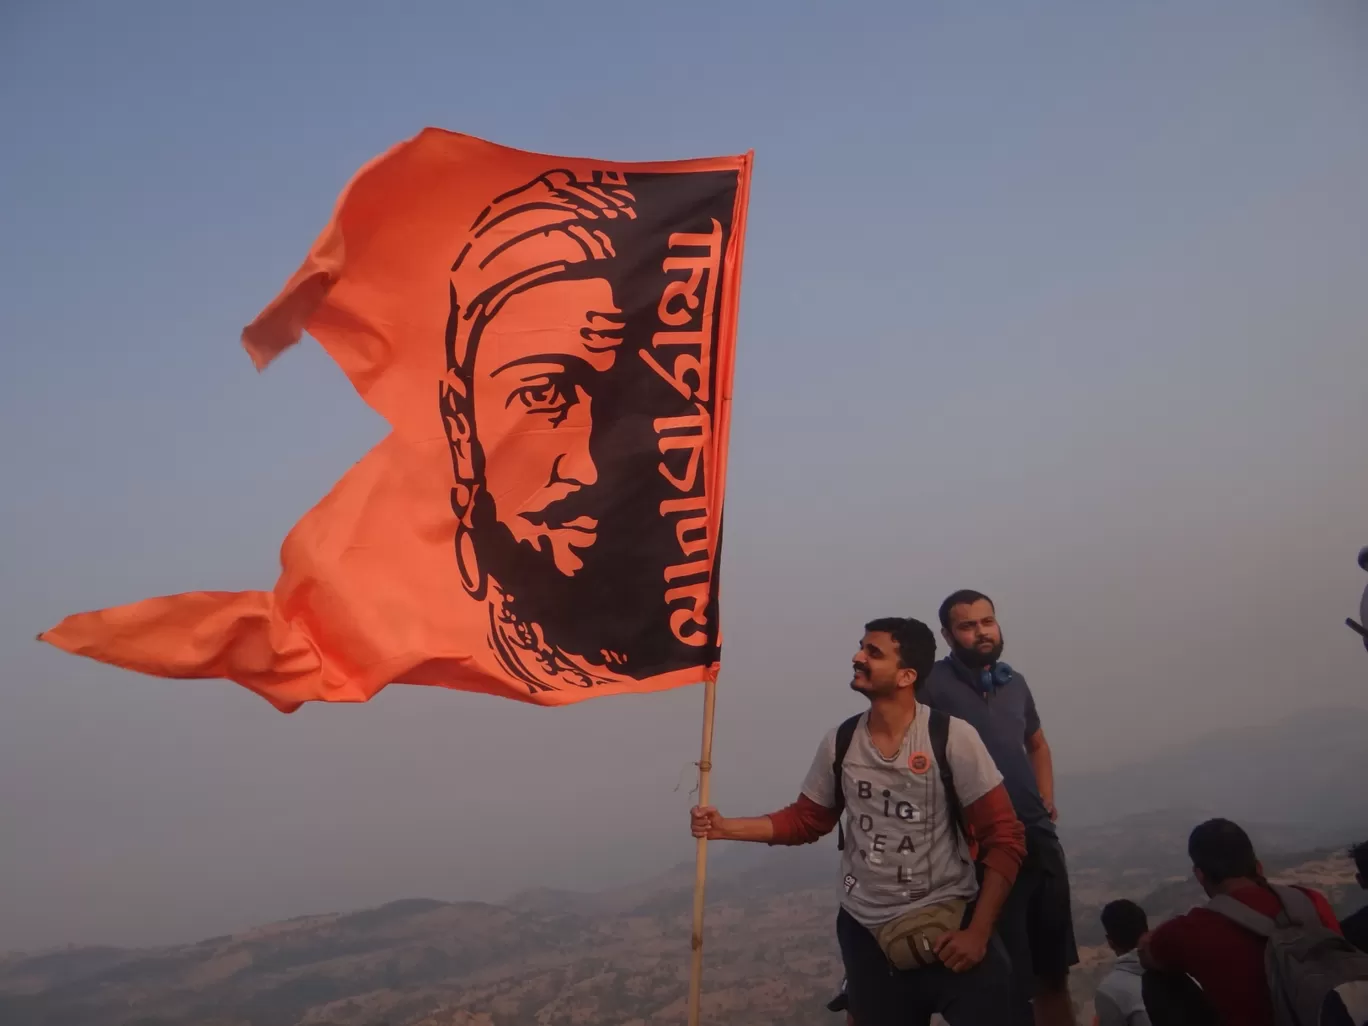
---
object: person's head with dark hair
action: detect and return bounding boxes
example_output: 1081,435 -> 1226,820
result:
1100,899 -> 1149,955
1350,840 -> 1368,890
937,589 -> 1003,669
852,617 -> 937,701
938,589 -> 992,631
1188,818 -> 1262,896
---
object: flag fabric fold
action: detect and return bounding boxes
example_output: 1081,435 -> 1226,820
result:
42,128 -> 752,710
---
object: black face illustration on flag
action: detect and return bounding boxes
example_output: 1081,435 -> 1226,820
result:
439,168 -> 742,694
40,131 -> 751,712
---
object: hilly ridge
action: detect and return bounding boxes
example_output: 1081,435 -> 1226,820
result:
1057,705 -> 1368,832
2,820 -> 1361,1026
4,709 -> 1367,1025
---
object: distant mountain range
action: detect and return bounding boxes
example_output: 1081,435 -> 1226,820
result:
2,818 -> 1359,1026
3,709 -> 1365,1026
1057,705 -> 1368,837
0,845 -> 844,1026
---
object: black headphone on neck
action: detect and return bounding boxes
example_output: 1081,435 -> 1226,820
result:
977,661 -> 1015,694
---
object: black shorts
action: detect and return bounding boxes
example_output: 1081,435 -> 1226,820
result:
995,826 -> 1079,997
836,906 -> 1015,1026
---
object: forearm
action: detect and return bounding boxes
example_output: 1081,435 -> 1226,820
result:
710,815 -> 776,843
764,795 -> 840,845
695,795 -> 838,846
967,864 -> 1013,937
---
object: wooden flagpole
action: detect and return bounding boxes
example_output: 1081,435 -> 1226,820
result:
686,673 -> 719,1026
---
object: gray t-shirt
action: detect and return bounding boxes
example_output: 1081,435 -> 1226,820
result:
799,703 -> 1004,929
1094,952 -> 1150,1026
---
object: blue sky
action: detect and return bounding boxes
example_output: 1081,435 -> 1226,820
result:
2,0 -> 1366,950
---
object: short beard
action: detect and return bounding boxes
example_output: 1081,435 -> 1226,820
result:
468,487 -> 651,671
953,639 -> 1003,670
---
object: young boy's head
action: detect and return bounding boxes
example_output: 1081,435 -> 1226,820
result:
1100,899 -> 1148,956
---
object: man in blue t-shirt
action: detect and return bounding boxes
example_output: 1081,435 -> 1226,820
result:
918,590 -> 1078,1026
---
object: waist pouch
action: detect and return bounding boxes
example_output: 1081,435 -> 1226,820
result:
873,898 -> 967,970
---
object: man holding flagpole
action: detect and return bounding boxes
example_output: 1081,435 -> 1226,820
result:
692,617 -> 1025,1025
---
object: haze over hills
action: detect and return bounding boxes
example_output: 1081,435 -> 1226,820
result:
1057,705 -> 1368,835
4,710 -> 1367,1026
0,816 -> 1360,1026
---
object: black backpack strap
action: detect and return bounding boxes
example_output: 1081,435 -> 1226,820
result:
928,709 -> 965,838
832,714 -> 860,851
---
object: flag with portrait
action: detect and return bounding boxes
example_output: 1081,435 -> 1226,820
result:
41,129 -> 752,711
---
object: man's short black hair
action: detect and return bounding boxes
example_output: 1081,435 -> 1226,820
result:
1189,818 -> 1259,886
938,590 -> 994,631
864,617 -> 937,685
1100,899 -> 1148,952
1349,840 -> 1368,879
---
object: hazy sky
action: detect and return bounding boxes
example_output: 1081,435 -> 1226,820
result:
3,0 -> 1366,953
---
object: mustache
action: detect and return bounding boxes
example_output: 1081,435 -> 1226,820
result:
954,638 -> 1002,666
521,490 -> 600,531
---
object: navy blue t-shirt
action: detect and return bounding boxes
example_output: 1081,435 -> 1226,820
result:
919,656 -> 1053,832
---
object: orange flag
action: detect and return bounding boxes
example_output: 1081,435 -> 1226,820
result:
41,129 -> 752,711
